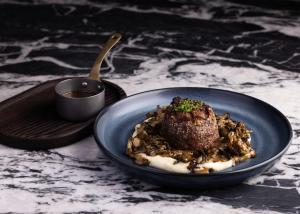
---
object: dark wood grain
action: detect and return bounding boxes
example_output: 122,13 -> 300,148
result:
0,78 -> 126,150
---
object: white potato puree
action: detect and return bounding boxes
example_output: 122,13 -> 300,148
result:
139,153 -> 235,173
140,153 -> 190,173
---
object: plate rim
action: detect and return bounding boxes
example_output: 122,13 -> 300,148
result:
94,87 -> 293,177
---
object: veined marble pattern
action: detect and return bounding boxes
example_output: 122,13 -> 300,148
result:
0,0 -> 299,213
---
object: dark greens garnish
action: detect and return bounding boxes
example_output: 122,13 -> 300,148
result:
173,98 -> 203,113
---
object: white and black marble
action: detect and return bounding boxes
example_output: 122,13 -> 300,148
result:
0,0 -> 300,213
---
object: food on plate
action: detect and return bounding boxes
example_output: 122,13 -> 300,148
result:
161,97 -> 220,151
126,97 -> 256,174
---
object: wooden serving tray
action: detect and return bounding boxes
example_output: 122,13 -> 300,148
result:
0,78 -> 126,150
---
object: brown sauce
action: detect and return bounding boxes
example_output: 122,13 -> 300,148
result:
63,91 -> 99,98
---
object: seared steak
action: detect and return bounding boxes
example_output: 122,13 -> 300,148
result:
161,97 -> 220,151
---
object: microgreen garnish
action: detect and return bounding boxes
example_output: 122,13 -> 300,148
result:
173,99 -> 203,112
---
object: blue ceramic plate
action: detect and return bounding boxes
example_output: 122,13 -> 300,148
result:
94,88 -> 292,188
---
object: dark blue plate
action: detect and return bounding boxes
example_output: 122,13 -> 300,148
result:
94,88 -> 292,188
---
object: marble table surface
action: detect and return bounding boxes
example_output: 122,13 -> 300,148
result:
0,0 -> 300,213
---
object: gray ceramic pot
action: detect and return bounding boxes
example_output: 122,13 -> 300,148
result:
55,78 -> 105,121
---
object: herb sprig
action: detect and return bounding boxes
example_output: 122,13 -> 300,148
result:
173,99 -> 203,112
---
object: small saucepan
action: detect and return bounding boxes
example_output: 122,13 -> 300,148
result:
55,33 -> 122,121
